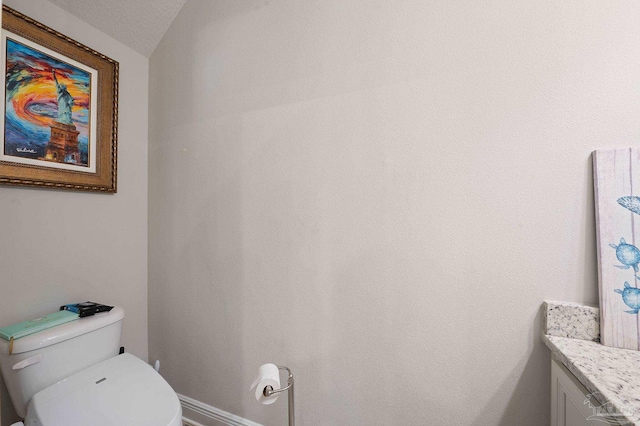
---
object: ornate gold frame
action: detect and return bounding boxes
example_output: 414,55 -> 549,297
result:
0,6 -> 118,192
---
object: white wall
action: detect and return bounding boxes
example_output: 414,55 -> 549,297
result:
149,1 -> 639,424
0,1 -> 149,424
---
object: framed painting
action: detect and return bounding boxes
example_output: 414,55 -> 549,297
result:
594,148 -> 640,350
0,6 -> 118,192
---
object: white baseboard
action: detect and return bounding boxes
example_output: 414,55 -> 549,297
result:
182,418 -> 206,426
178,393 -> 262,426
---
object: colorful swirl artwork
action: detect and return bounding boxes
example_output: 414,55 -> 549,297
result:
4,38 -> 91,166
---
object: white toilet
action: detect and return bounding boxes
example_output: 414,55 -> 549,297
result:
0,307 -> 182,426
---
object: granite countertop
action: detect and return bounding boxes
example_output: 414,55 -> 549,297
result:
543,301 -> 640,426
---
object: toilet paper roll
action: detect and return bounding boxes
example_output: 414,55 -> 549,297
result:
250,363 -> 281,405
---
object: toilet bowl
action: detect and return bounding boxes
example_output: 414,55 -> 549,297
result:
0,307 -> 182,426
24,353 -> 182,425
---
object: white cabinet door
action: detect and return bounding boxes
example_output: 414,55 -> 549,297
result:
550,358 -> 601,426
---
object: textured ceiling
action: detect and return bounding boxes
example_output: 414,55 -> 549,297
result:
47,0 -> 187,57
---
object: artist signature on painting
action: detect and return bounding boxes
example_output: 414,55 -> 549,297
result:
16,147 -> 37,154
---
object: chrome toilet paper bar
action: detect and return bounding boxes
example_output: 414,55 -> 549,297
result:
262,366 -> 295,426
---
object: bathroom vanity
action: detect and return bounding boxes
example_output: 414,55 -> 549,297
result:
543,302 -> 640,426
550,357 -> 597,426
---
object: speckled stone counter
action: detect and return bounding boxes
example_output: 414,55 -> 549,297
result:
543,334 -> 640,425
544,301 -> 600,342
543,301 -> 640,425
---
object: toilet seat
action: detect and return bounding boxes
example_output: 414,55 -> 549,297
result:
24,353 -> 182,426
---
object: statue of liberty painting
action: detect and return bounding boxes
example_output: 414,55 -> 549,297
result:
44,69 -> 81,165
52,70 -> 74,125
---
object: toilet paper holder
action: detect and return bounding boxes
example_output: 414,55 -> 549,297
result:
262,366 -> 295,426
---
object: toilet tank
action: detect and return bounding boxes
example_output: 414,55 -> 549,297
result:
0,307 -> 124,418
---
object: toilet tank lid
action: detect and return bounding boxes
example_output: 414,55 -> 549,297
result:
0,307 -> 124,355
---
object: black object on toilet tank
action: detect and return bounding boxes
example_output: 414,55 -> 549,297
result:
60,302 -> 114,317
